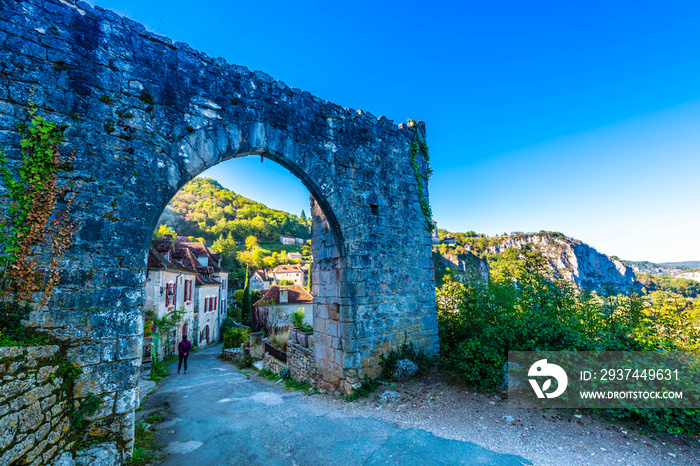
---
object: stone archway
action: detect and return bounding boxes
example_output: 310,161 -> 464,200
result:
0,0 -> 438,459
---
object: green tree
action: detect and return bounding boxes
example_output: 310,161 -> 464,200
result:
211,232 -> 238,271
153,223 -> 176,239
306,264 -> 312,293
241,266 -> 252,326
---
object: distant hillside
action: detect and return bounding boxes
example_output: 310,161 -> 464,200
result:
157,177 -> 311,245
621,260 -> 700,277
438,231 -> 637,292
660,261 -> 700,269
621,260 -> 685,276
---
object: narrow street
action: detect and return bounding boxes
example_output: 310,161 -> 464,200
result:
139,344 -> 531,465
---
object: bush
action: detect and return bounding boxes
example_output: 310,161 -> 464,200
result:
380,341 -> 432,382
238,356 -> 254,369
291,308 -> 305,328
223,327 -> 249,350
437,251 -> 700,435
228,306 -> 242,322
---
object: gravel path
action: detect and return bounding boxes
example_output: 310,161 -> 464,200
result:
300,369 -> 700,466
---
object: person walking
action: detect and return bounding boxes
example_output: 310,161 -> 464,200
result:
177,334 -> 192,374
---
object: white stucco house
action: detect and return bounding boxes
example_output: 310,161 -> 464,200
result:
254,285 -> 314,327
145,236 -> 229,357
272,264 -> 304,286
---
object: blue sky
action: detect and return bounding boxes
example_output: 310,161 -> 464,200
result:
87,1 -> 700,263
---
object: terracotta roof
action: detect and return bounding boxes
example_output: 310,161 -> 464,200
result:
272,264 -> 303,274
148,239 -> 227,287
254,285 -> 313,306
175,240 -> 228,273
196,275 -> 221,286
153,238 -> 173,253
147,245 -> 195,274
252,270 -> 271,281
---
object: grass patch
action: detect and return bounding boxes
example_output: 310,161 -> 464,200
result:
259,368 -> 278,381
128,421 -> 164,465
345,376 -> 381,402
143,411 -> 164,425
284,379 -> 312,392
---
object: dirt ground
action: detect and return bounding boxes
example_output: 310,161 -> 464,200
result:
293,368 -> 700,466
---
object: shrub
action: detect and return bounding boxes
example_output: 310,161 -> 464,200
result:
291,308 -> 305,328
380,341 -> 432,382
436,250 -> 700,435
238,356 -> 254,369
223,327 -> 249,350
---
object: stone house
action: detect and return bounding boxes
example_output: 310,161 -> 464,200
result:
145,237 -> 229,356
254,285 -> 314,327
174,239 -> 229,347
280,235 -> 306,245
288,252 -> 303,261
280,235 -> 297,245
443,234 -> 457,245
145,241 -> 197,359
272,264 -> 304,286
250,269 -> 274,291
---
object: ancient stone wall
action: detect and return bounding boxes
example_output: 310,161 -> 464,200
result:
0,0 -> 439,460
261,353 -> 285,375
0,346 -> 72,465
287,341 -> 317,385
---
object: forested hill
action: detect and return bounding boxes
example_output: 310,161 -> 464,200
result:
156,177 -> 311,245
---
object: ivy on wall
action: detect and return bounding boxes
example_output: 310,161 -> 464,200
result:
408,120 -> 434,232
0,97 -> 79,305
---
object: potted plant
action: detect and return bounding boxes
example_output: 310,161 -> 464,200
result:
290,308 -> 305,344
297,325 -> 313,348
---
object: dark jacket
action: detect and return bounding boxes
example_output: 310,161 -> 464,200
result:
178,339 -> 192,356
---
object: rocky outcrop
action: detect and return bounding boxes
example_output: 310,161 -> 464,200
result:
438,250 -> 489,282
465,233 -> 637,292
676,271 -> 700,283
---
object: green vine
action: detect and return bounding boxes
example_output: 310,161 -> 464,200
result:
407,120 -> 433,231
0,91 -> 78,304
0,113 -> 62,266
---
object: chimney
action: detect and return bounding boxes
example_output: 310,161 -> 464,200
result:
279,287 -> 288,304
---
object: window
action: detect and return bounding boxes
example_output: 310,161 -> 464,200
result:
204,297 -> 209,313
186,279 -> 192,301
165,283 -> 173,307
213,297 -> 217,311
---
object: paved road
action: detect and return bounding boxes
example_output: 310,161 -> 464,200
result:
141,344 -> 531,465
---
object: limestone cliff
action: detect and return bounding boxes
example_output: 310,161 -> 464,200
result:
676,271 -> 700,283
462,232 -> 637,292
438,250 -> 490,282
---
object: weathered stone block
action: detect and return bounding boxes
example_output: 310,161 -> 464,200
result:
115,388 -> 137,414
0,432 -> 34,465
67,344 -> 101,366
0,413 -> 19,451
